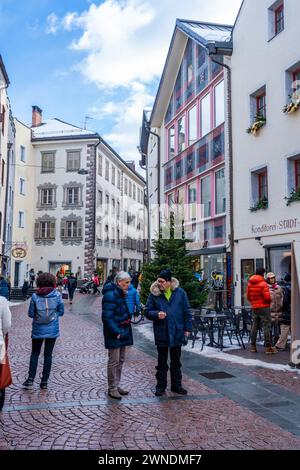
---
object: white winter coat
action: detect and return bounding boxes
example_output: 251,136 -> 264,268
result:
0,296 -> 11,363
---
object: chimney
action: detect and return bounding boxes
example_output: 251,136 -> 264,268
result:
126,161 -> 135,172
32,105 -> 43,127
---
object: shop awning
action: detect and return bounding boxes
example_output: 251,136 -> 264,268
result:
291,241 -> 300,365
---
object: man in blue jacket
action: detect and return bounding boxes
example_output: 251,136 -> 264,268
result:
145,269 -> 192,396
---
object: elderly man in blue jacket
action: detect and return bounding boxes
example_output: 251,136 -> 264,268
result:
145,269 -> 192,396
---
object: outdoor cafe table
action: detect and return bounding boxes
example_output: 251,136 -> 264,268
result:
200,312 -> 227,348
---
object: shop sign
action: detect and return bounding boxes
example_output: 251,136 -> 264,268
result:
251,218 -> 300,235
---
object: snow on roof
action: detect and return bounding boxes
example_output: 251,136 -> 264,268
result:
32,118 -> 97,139
177,19 -> 232,45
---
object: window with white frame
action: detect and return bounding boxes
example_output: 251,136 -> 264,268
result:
188,105 -> 197,146
98,154 -> 103,176
62,183 -> 83,208
41,152 -> 55,173
168,126 -> 175,160
178,115 -> 186,153
42,188 -> 53,206
117,170 -> 121,189
18,211 -> 25,228
201,93 -> 211,137
67,187 -> 79,205
19,178 -> 25,195
67,150 -> 81,172
129,181 -> 132,198
124,178 -> 128,195
133,184 -> 136,200
215,168 -> 226,214
250,86 -> 266,121
250,167 -> 268,207
117,201 -> 120,219
285,62 -> 300,104
214,81 -> 225,127
201,176 -> 211,218
105,160 -> 109,181
188,183 -> 197,221
61,217 -> 83,239
287,156 -> 300,196
34,217 -> 56,240
98,190 -> 103,208
268,1 -> 284,40
111,166 -> 116,185
20,145 -> 26,162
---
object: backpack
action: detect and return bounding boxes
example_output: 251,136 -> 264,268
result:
68,277 -> 77,289
33,295 -> 58,325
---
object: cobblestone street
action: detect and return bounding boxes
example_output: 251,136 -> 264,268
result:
1,294 -> 300,450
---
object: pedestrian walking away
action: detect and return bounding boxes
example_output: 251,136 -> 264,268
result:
66,273 -> 77,305
145,269 -> 192,397
102,271 -> 133,400
23,272 -> 64,390
0,295 -> 12,411
22,279 -> 29,300
247,267 -> 277,354
126,282 -> 141,318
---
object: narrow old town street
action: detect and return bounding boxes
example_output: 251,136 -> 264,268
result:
1,294 -> 300,451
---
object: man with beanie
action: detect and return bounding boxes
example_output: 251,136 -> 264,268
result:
145,269 -> 192,396
247,267 -> 277,354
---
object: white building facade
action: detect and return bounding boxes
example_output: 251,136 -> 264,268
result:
96,140 -> 146,277
230,0 -> 300,305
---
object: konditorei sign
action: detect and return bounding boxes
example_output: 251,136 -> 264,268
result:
251,218 -> 300,235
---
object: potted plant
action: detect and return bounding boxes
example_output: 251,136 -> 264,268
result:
285,187 -> 300,206
283,90 -> 300,114
249,197 -> 269,212
246,113 -> 266,135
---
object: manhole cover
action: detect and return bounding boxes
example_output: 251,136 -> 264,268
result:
200,371 -> 235,380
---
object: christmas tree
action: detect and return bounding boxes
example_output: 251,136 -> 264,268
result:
141,214 -> 207,307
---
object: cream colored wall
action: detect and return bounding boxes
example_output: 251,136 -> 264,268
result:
11,119 -> 35,285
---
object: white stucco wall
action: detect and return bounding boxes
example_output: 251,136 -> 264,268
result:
230,0 -> 300,303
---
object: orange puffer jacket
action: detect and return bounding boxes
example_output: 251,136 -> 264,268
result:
247,275 -> 271,309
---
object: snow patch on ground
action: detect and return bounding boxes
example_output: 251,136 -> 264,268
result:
136,322 -> 300,375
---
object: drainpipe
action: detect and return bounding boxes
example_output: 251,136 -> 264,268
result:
209,54 -> 235,305
145,125 -> 161,237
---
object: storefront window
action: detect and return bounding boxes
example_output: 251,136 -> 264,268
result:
267,245 -> 291,281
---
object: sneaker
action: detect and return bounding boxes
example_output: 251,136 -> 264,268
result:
250,345 -> 257,353
265,346 -> 278,354
171,386 -> 188,395
108,390 -> 122,400
23,379 -> 33,389
154,388 -> 166,397
118,387 -> 129,395
40,382 -> 48,390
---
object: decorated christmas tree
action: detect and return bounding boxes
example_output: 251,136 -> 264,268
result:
141,214 -> 207,307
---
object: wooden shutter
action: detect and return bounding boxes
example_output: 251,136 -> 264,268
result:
50,221 -> 56,239
61,220 -> 66,238
34,222 -> 40,239
78,219 -> 82,238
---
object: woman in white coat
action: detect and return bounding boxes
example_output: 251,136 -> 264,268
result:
0,296 -> 12,411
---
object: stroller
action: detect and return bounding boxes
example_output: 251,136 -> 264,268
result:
79,279 -> 93,294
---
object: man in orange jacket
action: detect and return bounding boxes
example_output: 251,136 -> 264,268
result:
247,268 -> 277,354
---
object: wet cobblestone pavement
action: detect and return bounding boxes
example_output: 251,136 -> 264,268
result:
1,294 -> 300,450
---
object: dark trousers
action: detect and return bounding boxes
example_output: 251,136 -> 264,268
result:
68,288 -> 75,300
251,308 -> 272,348
156,346 -> 182,390
28,338 -> 56,382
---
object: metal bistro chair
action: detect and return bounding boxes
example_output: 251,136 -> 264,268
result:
223,309 -> 246,349
190,308 -> 210,351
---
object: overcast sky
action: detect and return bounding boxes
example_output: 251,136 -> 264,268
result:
0,0 -> 242,167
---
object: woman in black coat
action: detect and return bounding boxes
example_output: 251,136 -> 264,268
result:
102,271 -> 133,399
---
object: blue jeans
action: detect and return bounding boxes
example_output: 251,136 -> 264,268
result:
28,338 -> 56,382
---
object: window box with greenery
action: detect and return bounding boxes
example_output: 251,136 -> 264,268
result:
246,113 -> 266,135
285,188 -> 300,206
250,197 -> 269,212
283,90 -> 300,114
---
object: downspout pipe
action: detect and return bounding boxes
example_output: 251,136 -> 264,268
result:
145,124 -> 161,237
209,54 -> 235,305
